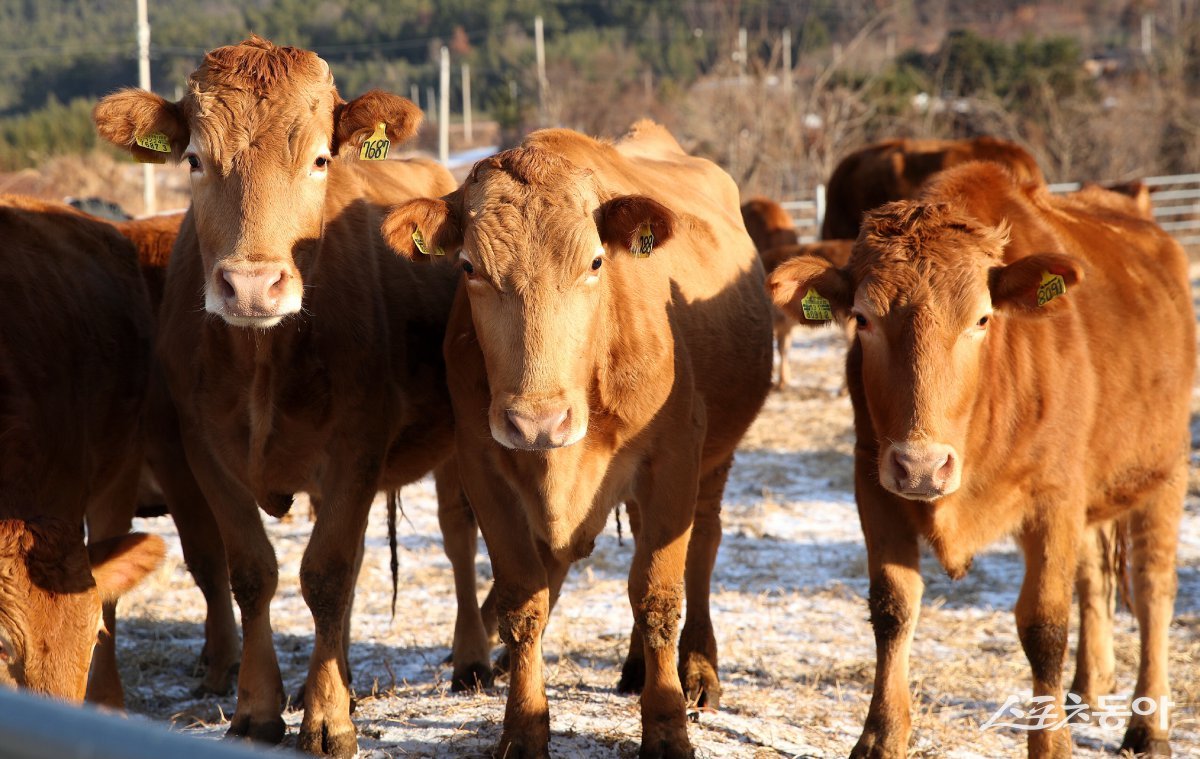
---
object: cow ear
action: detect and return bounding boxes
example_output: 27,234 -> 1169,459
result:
333,90 -> 422,156
381,195 -> 463,261
87,533 -> 166,603
989,253 -> 1083,315
93,88 -> 188,164
767,255 -> 854,326
597,195 -> 676,257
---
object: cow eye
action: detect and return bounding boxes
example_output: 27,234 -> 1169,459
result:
314,155 -> 330,170
591,256 -> 603,272
185,154 -> 200,172
977,314 -> 990,328
461,260 -> 475,277
854,313 -> 869,329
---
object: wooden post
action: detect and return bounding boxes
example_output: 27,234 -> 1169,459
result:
439,46 -> 449,165
461,62 -> 473,144
136,0 -> 155,215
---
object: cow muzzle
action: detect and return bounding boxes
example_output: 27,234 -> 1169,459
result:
490,397 -> 585,451
206,264 -> 302,329
879,441 -> 961,500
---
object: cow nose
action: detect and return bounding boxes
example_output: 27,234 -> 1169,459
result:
217,266 -> 290,315
505,407 -> 571,450
884,442 -> 960,500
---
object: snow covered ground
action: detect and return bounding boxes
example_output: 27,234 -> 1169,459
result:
113,270 -> 1200,757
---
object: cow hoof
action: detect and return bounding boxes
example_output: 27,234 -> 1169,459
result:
226,713 -> 286,745
849,731 -> 906,759
298,723 -> 358,758
638,738 -> 694,759
1121,724 -> 1171,756
492,737 -> 550,759
617,656 -> 645,695
680,654 -> 720,709
451,661 -> 493,692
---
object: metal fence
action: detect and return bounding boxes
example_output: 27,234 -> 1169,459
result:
783,173 -> 1200,248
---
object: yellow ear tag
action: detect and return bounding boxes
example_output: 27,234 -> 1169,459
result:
1036,270 -> 1066,306
631,222 -> 654,258
360,122 -> 391,161
134,132 -> 170,164
800,289 -> 833,321
411,228 -> 444,257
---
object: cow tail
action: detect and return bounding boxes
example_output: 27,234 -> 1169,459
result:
387,489 -> 400,619
1114,519 -> 1133,613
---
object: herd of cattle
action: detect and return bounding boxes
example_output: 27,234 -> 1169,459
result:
0,36 -> 1192,759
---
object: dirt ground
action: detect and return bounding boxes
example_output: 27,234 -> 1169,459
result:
113,268 -> 1200,758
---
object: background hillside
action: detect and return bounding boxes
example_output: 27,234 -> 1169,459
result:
1,0 -> 1198,204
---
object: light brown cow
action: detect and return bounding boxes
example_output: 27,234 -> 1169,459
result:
0,196 -> 166,704
821,136 -> 1044,240
383,121 -> 773,758
770,162 -> 1191,758
94,37 -> 482,757
759,239 -> 854,389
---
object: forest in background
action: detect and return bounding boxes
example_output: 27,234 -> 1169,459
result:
1,0 -> 1199,199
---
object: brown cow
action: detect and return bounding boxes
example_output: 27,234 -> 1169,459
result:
383,121 -> 773,758
769,162 -> 1191,758
820,136 -> 1044,240
94,37 -> 482,757
759,239 -> 854,389
1081,180 -> 1154,221
741,196 -> 799,252
0,196 -> 166,704
108,211 -> 240,696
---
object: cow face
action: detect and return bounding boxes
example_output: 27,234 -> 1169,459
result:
94,36 -> 421,329
0,520 -> 164,700
769,201 -> 1082,501
383,148 -> 674,451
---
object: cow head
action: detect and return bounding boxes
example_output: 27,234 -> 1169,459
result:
382,146 -> 675,451
768,201 -> 1082,501
0,519 -> 164,700
94,36 -> 421,329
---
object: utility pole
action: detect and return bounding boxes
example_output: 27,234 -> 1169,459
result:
410,83 -> 420,110
1141,13 -> 1154,57
136,0 -> 155,215
426,86 -> 437,123
782,28 -> 792,93
439,46 -> 449,165
461,62 -> 473,145
737,27 -> 747,84
535,15 -> 547,122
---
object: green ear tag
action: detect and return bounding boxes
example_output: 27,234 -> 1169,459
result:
134,132 -> 170,164
360,122 -> 391,161
1036,271 -> 1066,306
411,228 -> 444,257
800,288 -> 833,321
631,222 -> 654,258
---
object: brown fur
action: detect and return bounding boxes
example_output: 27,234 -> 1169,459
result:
1080,180 -> 1154,221
382,121 -> 773,757
0,196 -> 165,705
770,161 -> 1192,757
821,136 -> 1044,240
94,38 -> 478,758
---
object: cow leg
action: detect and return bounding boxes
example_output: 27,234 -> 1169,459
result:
435,456 -> 492,691
851,495 -> 922,759
1068,521 -> 1117,712
1016,523 -> 1077,759
83,451 -> 142,709
145,376 -> 239,696
629,436 -> 701,759
183,434 -> 285,745
775,321 -> 792,389
618,499 -> 646,695
296,475 -> 378,759
678,456 -> 731,709
1120,473 -> 1182,757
